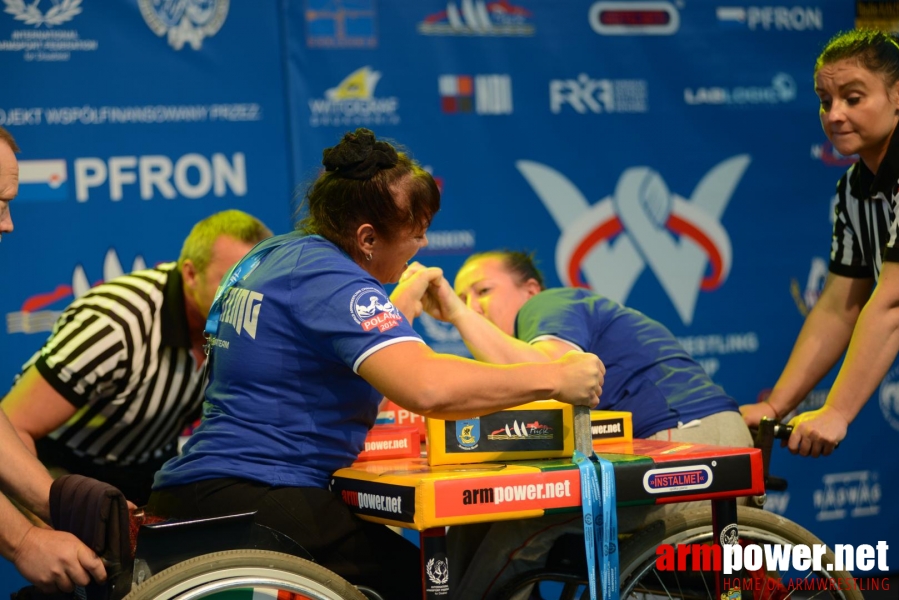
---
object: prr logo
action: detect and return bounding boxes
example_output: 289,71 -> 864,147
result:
814,470 -> 881,521
517,156 -> 750,325
138,0 -> 229,50
589,1 -> 680,36
550,74 -> 648,114
878,366 -> 899,432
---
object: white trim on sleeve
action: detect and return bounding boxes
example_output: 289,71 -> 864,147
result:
353,336 -> 425,373
529,335 -> 584,352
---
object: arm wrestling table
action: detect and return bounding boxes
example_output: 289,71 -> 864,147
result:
332,436 -> 765,600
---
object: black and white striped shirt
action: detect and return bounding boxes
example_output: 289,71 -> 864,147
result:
21,262 -> 205,467
830,131 -> 899,281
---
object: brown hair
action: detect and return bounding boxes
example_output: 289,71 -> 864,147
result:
296,129 -> 440,260
463,250 -> 546,290
816,29 -> 899,87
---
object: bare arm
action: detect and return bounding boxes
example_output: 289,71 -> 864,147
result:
0,493 -> 106,592
0,408 -> 56,522
742,272 -> 872,426
451,308 -> 579,364
787,262 -> 899,455
425,275 -> 581,365
1,366 -> 77,457
357,341 -> 602,421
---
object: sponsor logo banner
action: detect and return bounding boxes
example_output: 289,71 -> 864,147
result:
333,478 -> 416,523
138,0 -> 229,50
418,0 -> 534,36
443,409 -> 564,452
434,469 -> 577,518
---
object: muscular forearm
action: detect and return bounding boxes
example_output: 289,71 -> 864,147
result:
0,412 -> 52,522
0,493 -> 34,561
451,309 -> 551,365
767,298 -> 858,417
825,294 -> 899,422
389,355 -> 563,420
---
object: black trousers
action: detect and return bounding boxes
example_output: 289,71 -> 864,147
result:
148,478 -> 422,600
36,437 -> 173,506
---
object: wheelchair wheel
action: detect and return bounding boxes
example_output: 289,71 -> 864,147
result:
124,549 -> 368,600
619,506 -> 864,599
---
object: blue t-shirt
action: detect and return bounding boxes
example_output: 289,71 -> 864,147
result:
154,234 -> 423,490
515,288 -> 737,438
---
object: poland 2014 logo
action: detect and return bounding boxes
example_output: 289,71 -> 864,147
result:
516,155 -> 751,325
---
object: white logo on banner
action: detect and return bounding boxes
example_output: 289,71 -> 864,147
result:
684,73 -> 796,105
550,74 -> 648,114
73,152 -> 246,202
716,6 -> 823,31
310,67 -> 400,127
878,366 -> 899,432
1,0 -> 97,61
517,156 -> 750,325
7,249 -> 145,334
418,0 -> 535,36
138,0 -> 229,50
4,0 -> 80,26
814,471 -> 881,521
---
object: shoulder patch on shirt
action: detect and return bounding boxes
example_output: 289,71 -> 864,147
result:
350,287 -> 403,333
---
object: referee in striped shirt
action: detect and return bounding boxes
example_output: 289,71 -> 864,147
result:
1,210 -> 272,504
742,30 -> 899,457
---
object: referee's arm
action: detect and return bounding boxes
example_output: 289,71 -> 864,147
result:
0,366 -> 77,456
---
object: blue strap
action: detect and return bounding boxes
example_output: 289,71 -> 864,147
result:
597,456 -> 619,600
573,450 -> 619,600
574,450 -> 601,599
204,240 -> 282,340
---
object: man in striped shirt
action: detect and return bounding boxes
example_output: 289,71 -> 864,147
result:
0,126 -> 107,592
1,209 -> 272,505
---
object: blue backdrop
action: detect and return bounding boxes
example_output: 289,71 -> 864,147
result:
1,0 -> 894,591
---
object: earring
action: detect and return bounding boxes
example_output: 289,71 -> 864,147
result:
366,253 -> 372,261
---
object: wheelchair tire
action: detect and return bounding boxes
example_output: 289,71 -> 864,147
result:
619,506 -> 864,600
124,549 -> 368,600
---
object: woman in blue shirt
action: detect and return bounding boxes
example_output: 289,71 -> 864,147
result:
147,129 -> 604,599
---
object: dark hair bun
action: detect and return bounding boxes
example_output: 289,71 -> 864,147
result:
322,128 -> 399,180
